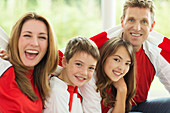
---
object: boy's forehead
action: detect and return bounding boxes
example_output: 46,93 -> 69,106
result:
71,52 -> 97,64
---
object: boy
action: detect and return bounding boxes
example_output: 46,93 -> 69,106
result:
43,36 -> 100,113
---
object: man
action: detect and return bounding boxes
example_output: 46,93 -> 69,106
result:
80,0 -> 170,112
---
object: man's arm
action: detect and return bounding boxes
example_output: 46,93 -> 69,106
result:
79,73 -> 102,113
0,26 -> 9,50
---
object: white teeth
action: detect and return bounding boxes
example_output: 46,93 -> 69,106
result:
114,72 -> 121,75
131,33 -> 141,36
26,50 -> 38,54
77,76 -> 85,80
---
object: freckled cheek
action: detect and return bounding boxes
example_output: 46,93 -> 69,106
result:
87,72 -> 94,79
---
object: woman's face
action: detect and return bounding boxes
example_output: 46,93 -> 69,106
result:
104,46 -> 131,82
18,19 -> 48,67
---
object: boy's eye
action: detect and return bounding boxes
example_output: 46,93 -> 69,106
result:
75,63 -> 82,66
89,67 -> 95,70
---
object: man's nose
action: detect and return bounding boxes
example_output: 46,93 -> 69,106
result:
134,22 -> 141,31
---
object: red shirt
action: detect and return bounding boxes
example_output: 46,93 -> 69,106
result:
0,67 -> 42,113
133,46 -> 155,105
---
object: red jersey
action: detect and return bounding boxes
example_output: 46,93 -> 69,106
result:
0,66 -> 43,113
133,46 -> 155,105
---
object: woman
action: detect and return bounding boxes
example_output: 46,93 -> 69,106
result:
0,12 -> 58,113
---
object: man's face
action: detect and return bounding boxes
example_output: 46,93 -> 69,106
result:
121,7 -> 155,51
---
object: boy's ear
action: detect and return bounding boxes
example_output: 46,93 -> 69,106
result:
62,56 -> 67,68
150,21 -> 155,32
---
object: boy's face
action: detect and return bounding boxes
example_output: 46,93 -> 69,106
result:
121,7 -> 155,52
62,52 -> 97,87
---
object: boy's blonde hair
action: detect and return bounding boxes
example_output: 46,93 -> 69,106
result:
64,37 -> 100,63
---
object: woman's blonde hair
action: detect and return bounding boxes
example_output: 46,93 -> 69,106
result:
96,37 -> 136,112
7,12 -> 58,105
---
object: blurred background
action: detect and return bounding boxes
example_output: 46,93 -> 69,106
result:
0,0 -> 169,99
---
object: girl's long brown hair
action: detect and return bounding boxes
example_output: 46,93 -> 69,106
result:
7,12 -> 58,105
96,37 -> 136,112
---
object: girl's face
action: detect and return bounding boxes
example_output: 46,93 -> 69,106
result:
18,19 -> 48,67
104,46 -> 131,82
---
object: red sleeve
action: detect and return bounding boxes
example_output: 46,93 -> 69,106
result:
58,50 -> 64,67
90,31 -> 109,49
158,37 -> 170,63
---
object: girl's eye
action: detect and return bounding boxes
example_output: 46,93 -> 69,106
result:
114,58 -> 120,62
125,62 -> 131,66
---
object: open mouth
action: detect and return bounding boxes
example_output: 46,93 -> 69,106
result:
75,75 -> 86,81
113,71 -> 122,77
25,50 -> 39,59
130,33 -> 142,37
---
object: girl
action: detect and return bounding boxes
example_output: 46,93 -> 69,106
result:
96,37 -> 136,113
80,36 -> 136,113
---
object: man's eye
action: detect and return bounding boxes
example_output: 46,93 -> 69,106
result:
129,19 -> 134,22
142,20 -> 146,23
142,20 -> 148,25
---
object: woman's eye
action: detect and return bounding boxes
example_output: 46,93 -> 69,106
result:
39,36 -> 47,40
23,34 -> 31,37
